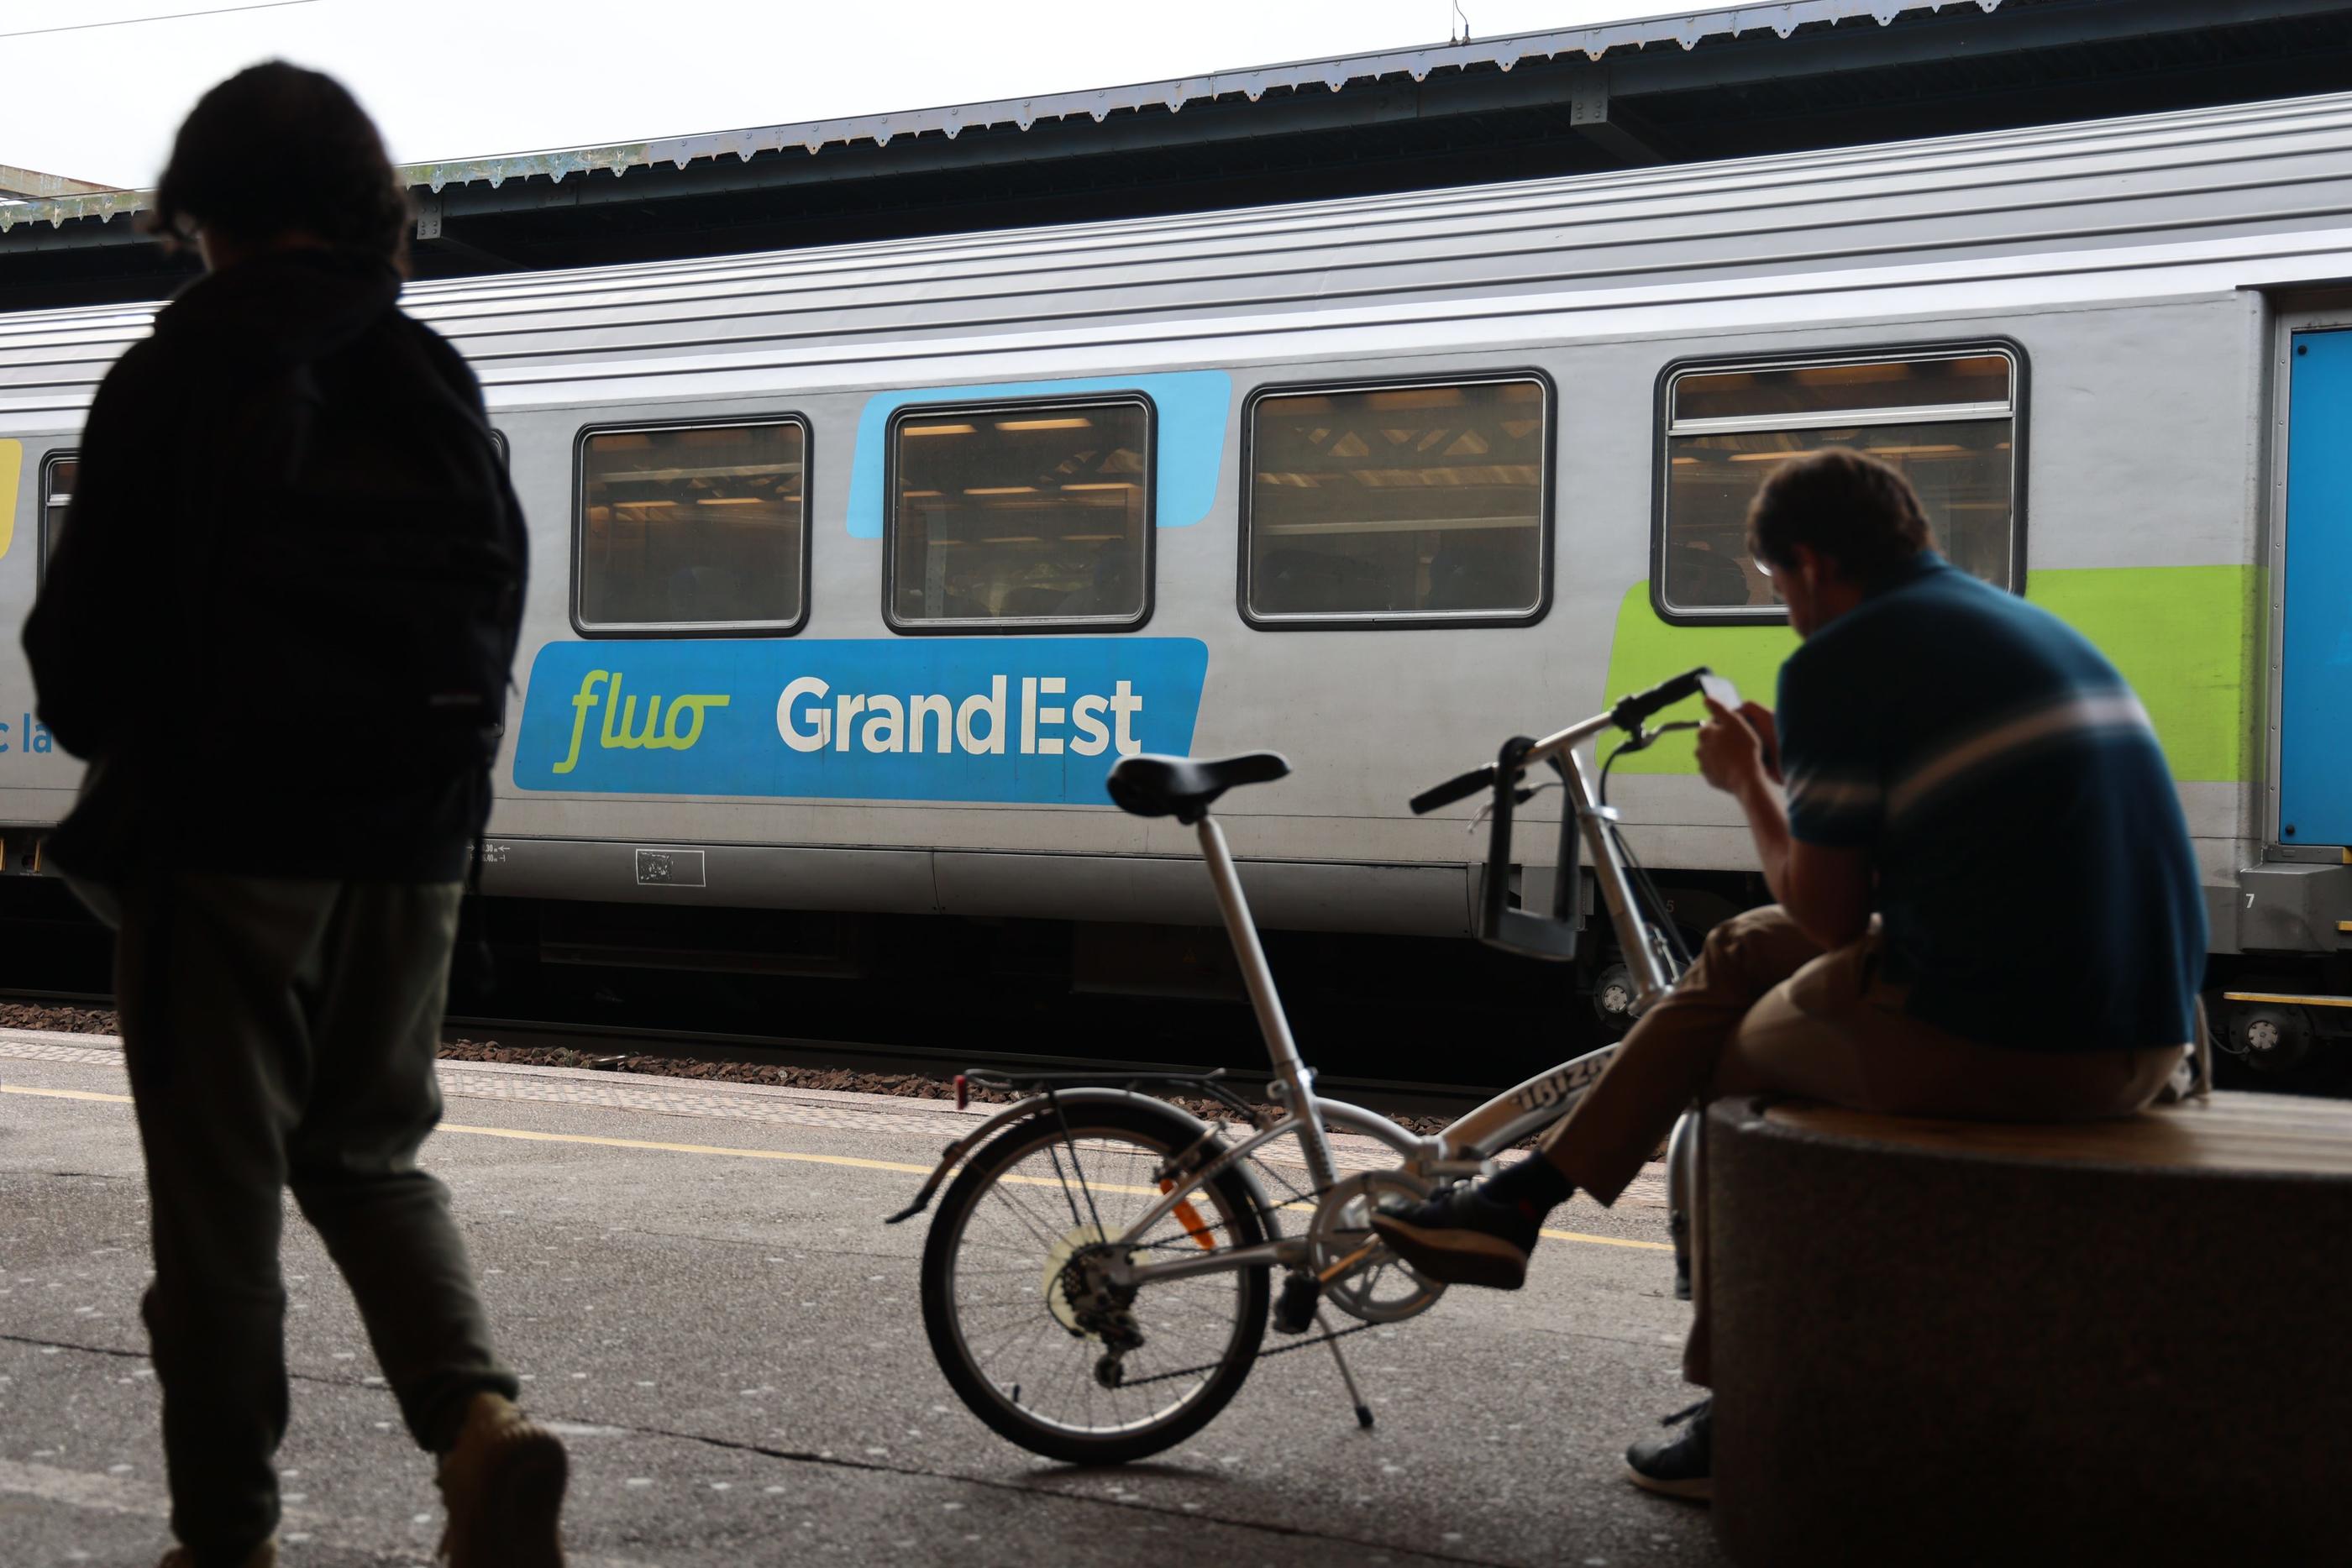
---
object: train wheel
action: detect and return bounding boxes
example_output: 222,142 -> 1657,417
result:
1590,960 -> 1638,1037
919,1100 -> 1270,1465
2230,1004 -> 2314,1075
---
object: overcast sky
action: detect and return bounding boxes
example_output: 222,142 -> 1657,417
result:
3,0 -> 1660,189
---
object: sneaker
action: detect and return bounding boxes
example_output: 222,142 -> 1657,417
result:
158,1544 -> 276,1568
1625,1398 -> 1712,1502
436,1392 -> 569,1568
1368,1181 -> 1541,1289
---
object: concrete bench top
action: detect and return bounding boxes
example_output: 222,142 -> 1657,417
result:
1762,1088 -> 2352,1176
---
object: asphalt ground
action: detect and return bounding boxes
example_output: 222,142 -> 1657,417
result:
1,1030 -> 1721,1568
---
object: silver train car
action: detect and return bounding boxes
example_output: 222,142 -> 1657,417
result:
4,90 -> 2350,1057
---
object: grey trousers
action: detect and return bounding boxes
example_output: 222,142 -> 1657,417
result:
107,873 -> 516,1562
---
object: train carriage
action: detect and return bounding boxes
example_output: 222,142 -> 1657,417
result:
3,88 -> 2349,1062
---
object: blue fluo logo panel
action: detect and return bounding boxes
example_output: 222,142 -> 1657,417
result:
845,370 -> 1231,538
513,637 -> 1209,805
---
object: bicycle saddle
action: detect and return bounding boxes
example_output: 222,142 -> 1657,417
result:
1107,752 -> 1290,823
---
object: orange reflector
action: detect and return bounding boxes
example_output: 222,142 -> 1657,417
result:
953,1074 -> 969,1111
1160,1179 -> 1217,1251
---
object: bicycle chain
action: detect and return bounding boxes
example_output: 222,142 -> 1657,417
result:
1045,1127 -> 1368,1393
1111,1318 -> 1381,1391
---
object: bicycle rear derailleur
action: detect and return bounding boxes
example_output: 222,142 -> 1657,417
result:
1052,1241 -> 1145,1388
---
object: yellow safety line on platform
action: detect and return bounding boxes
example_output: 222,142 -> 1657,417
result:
0,1085 -> 1671,1252
443,1121 -> 942,1176
2,1085 -> 126,1104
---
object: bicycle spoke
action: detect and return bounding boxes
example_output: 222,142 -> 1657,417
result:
941,1119 -> 1258,1443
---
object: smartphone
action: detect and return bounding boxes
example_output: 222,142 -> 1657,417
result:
1697,672 -> 1741,710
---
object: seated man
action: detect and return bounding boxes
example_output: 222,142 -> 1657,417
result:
1374,448 -> 2202,1502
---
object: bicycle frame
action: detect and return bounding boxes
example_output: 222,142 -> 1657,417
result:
1105,707 -> 1686,1293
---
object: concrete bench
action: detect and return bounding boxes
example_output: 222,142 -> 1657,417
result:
1705,1090 -> 2352,1567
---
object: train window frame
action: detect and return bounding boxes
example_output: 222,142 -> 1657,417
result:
1237,369 -> 1557,632
881,391 -> 1158,637
1649,338 -> 2030,627
37,449 -> 76,580
570,412 -> 814,640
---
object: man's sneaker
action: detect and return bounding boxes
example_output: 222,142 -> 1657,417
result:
1625,1398 -> 1712,1502
436,1392 -> 569,1568
159,1544 -> 276,1568
1368,1181 -> 1541,1289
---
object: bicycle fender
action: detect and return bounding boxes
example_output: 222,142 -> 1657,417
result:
882,1088 -> 1271,1227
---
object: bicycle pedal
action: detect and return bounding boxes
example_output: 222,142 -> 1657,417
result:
1273,1271 -> 1321,1335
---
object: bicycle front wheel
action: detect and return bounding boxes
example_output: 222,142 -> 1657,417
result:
919,1099 -> 1271,1464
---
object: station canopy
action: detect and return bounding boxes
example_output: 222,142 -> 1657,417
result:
6,0 -> 2352,307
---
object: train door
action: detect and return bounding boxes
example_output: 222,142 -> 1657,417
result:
2281,328 -> 2352,850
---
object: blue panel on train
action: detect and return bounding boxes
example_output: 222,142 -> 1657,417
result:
844,371 -> 1231,537
512,637 -> 1209,805
2282,329 -> 2352,847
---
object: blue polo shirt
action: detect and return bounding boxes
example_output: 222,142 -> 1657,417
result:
1776,553 -> 2205,1053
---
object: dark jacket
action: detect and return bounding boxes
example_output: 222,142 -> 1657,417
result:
23,248 -> 527,884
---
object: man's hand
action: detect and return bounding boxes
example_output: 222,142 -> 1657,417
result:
1698,695 -> 1870,947
1697,695 -> 1767,796
1739,701 -> 1782,784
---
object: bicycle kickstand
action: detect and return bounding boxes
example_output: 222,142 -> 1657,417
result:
1315,1309 -> 1374,1430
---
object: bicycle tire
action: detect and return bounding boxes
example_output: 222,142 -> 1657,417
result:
920,1099 -> 1272,1465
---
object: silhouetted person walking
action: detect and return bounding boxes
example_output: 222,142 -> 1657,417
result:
22,63 -> 563,1568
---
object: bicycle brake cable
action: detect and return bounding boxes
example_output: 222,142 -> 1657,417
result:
1465,780 -> 1557,839
1599,721 -> 1698,809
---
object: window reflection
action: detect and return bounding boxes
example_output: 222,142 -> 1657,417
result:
579,421 -> 806,631
1247,379 -> 1546,621
1662,354 -> 2019,612
889,400 -> 1149,627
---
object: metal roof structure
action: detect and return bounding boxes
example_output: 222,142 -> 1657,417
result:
7,0 -> 2352,307
15,85 -> 2352,424
0,166 -> 112,202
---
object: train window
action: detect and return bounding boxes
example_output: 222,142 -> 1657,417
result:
1243,376 -> 1549,627
39,452 -> 76,576
575,417 -> 808,635
885,396 -> 1151,632
1659,349 -> 2020,618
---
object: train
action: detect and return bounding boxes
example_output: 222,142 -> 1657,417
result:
4,87 -> 2349,1067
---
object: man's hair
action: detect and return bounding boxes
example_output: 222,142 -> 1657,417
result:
1745,448 -> 1935,587
144,62 -> 409,267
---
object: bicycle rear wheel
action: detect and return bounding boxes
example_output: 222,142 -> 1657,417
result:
919,1099 -> 1271,1464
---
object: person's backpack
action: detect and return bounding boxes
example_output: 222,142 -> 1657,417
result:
192,321 -> 524,790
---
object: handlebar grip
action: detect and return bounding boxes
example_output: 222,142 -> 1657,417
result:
1410,766 -> 1496,815
1610,667 -> 1712,732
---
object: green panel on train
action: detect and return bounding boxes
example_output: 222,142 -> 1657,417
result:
1603,566 -> 2257,782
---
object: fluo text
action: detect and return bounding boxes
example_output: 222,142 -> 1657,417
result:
556,671 -> 731,774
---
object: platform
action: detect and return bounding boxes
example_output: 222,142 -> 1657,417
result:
1,1030 -> 1702,1567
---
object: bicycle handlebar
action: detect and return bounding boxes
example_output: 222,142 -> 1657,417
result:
1408,667 -> 1713,814
1409,766 -> 1496,815
1609,669 -> 1711,733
